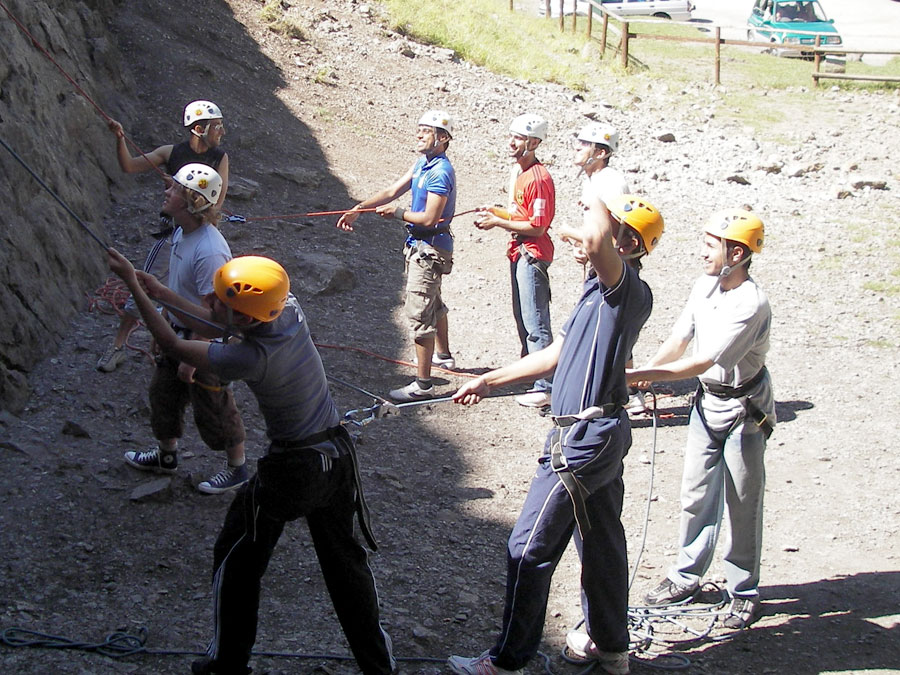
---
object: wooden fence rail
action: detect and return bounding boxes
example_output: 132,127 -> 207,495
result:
523,0 -> 900,87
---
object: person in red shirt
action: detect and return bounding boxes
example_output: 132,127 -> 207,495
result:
474,113 -> 556,408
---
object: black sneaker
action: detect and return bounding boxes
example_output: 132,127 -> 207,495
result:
722,595 -> 761,629
124,447 -> 177,474
643,578 -> 698,605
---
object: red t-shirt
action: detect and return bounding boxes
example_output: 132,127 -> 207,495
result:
507,162 -> 555,263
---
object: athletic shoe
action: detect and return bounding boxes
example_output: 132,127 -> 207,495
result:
448,651 -> 522,675
515,391 -> 551,408
723,595 -> 761,629
565,631 -> 630,674
432,352 -> 457,370
413,353 -> 458,370
197,463 -> 250,494
96,345 -> 126,372
643,578 -> 698,606
124,447 -> 177,474
625,391 -> 648,416
389,380 -> 435,403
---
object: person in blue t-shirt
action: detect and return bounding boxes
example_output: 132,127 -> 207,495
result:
448,195 -> 664,675
336,110 -> 457,403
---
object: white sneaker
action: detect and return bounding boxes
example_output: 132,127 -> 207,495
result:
625,392 -> 648,416
413,353 -> 457,370
97,345 -> 127,372
565,631 -> 630,674
389,380 -> 435,403
432,353 -> 457,370
448,651 -> 522,675
515,391 -> 551,408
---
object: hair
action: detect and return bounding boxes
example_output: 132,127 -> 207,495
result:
726,241 -> 753,270
182,186 -> 216,223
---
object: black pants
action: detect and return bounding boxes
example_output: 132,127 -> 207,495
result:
201,445 -> 395,674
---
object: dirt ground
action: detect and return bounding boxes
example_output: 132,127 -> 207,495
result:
1,0 -> 898,673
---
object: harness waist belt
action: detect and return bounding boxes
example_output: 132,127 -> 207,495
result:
552,402 -> 621,427
270,424 -> 346,451
701,366 -> 768,399
407,224 -> 451,239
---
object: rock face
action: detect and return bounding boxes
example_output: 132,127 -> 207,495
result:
0,0 -> 132,412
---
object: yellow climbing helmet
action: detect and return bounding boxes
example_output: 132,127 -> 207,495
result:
704,209 -> 764,253
214,256 -> 290,322
606,194 -> 664,255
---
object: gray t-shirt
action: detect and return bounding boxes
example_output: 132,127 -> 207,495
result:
673,274 -> 774,431
207,296 -> 341,454
168,224 -> 231,328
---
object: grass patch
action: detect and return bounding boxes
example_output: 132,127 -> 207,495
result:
259,0 -> 306,40
383,0 -> 595,89
863,280 -> 900,295
380,1 -> 900,101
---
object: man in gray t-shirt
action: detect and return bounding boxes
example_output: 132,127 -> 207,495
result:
106,251 -> 395,675
628,208 -> 774,631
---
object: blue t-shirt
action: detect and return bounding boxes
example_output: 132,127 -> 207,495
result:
405,153 -> 455,252
551,263 -> 652,449
207,296 -> 341,455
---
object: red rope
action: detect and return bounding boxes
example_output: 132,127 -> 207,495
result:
0,0 -> 167,180
233,206 -> 481,224
86,277 -> 154,363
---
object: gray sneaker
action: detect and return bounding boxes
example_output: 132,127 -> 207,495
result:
643,578 -> 698,605
198,462 -> 250,494
723,595 -> 761,629
124,447 -> 177,474
389,380 -> 435,403
97,345 -> 127,372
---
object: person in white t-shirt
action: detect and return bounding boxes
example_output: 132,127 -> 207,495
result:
628,208 -> 774,631
558,123 -> 649,415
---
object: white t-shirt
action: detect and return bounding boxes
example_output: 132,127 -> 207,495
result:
580,166 -> 629,206
673,274 -> 774,430
168,224 -> 232,328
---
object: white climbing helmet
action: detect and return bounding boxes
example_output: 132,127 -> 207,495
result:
509,113 -> 548,141
418,110 -> 454,138
173,163 -> 222,211
577,122 -> 619,154
183,100 -> 223,128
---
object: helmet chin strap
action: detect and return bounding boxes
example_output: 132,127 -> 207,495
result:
718,237 -> 751,278
720,256 -> 750,278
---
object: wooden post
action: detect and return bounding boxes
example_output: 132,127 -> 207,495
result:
509,0 -> 513,10
714,26 -> 721,86
586,1 -> 593,38
813,34 -> 822,87
545,0 -> 551,19
601,11 -> 608,55
559,0 -> 564,31
621,21 -> 629,69
571,0 -> 577,32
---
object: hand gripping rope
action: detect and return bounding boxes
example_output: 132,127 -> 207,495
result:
328,375 -> 528,428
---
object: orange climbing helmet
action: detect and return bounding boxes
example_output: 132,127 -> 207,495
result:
214,256 -> 290,322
